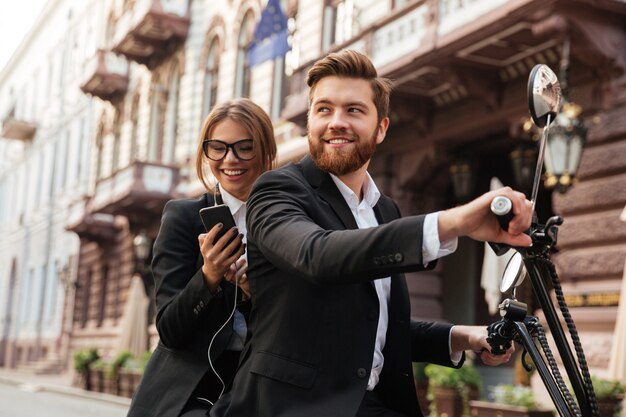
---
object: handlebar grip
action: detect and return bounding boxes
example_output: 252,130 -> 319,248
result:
491,196 -> 513,232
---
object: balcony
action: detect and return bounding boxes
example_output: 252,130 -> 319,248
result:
284,0 -> 624,126
1,107 -> 37,141
111,0 -> 190,68
65,197 -> 120,242
80,49 -> 129,102
90,161 -> 180,226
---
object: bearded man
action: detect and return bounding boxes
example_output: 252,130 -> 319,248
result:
210,50 -> 531,417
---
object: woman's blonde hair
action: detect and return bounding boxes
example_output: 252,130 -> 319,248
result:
195,98 -> 277,191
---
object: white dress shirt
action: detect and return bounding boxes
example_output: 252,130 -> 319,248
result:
219,186 -> 248,351
329,173 -> 458,390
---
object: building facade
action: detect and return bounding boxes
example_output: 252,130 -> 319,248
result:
1,0 -> 625,397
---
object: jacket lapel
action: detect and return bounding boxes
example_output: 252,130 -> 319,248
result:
300,155 -> 358,230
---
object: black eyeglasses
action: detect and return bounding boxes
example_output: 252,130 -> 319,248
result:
202,139 -> 256,161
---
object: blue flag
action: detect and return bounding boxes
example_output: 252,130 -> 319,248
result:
247,0 -> 290,67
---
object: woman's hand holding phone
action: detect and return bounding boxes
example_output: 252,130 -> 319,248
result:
198,223 -> 245,293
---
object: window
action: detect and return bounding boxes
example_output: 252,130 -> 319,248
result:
163,70 -> 180,163
271,57 -> 287,120
322,0 -> 357,50
234,12 -> 254,98
202,39 -> 220,118
129,95 -> 140,161
147,84 -> 164,161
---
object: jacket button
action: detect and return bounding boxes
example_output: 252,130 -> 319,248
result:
357,368 -> 368,378
387,254 -> 395,263
394,253 -> 403,262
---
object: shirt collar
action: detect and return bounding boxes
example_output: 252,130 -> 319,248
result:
329,172 -> 380,210
218,185 -> 246,216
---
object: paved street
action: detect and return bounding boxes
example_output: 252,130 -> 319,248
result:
0,382 -> 129,417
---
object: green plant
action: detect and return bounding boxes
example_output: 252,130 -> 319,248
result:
107,351 -> 133,378
121,350 -> 152,372
424,363 -> 482,391
490,384 -> 540,410
425,363 -> 482,417
72,348 -> 100,374
591,376 -> 625,400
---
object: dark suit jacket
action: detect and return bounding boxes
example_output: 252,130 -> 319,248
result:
128,193 -> 247,417
211,156 -> 463,417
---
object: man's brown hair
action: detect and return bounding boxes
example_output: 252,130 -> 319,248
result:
306,50 -> 393,123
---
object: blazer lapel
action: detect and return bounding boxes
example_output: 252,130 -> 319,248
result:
300,155 -> 358,230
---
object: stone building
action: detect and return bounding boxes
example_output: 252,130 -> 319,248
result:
281,0 -> 626,384
0,0 -> 107,370
1,0 -> 625,399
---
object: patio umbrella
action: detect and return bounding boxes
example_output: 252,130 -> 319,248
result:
116,274 -> 149,357
480,177 -> 514,315
607,205 -> 626,383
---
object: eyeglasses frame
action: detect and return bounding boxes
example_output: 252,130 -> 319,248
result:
202,138 -> 256,161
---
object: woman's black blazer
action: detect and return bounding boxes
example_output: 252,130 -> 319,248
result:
127,193 -> 244,417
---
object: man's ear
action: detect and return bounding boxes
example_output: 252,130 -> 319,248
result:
376,117 -> 390,145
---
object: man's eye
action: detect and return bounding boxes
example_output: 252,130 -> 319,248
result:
316,107 -> 330,113
348,107 -> 362,113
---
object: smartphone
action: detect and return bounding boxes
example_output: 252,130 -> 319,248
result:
199,205 -> 237,244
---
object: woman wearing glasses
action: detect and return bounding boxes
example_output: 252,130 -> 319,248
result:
127,99 -> 277,417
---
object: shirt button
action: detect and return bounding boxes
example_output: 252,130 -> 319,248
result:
357,368 -> 368,378
394,253 -> 403,263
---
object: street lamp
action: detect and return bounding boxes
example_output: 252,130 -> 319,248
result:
57,261 -> 77,290
541,34 -> 586,193
509,142 -> 538,197
133,231 -> 152,272
449,158 -> 476,203
543,100 -> 586,191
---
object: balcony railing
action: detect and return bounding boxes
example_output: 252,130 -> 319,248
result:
90,161 -> 180,225
66,197 -> 120,242
283,0 -> 562,125
80,49 -> 129,102
1,107 -> 37,141
112,0 -> 190,67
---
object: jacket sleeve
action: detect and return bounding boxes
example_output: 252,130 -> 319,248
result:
410,321 -> 465,368
247,169 -> 430,285
151,199 -> 227,348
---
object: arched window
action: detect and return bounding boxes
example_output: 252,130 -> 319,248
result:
202,39 -> 220,118
234,12 -> 254,98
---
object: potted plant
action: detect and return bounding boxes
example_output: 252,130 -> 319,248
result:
470,384 -> 554,417
425,363 -> 481,417
72,348 -> 99,391
118,350 -> 152,398
592,376 -> 624,417
89,357 -> 109,393
104,351 -> 132,395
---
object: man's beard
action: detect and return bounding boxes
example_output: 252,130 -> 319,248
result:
308,130 -> 377,176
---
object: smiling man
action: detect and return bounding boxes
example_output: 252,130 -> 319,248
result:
210,50 -> 531,417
